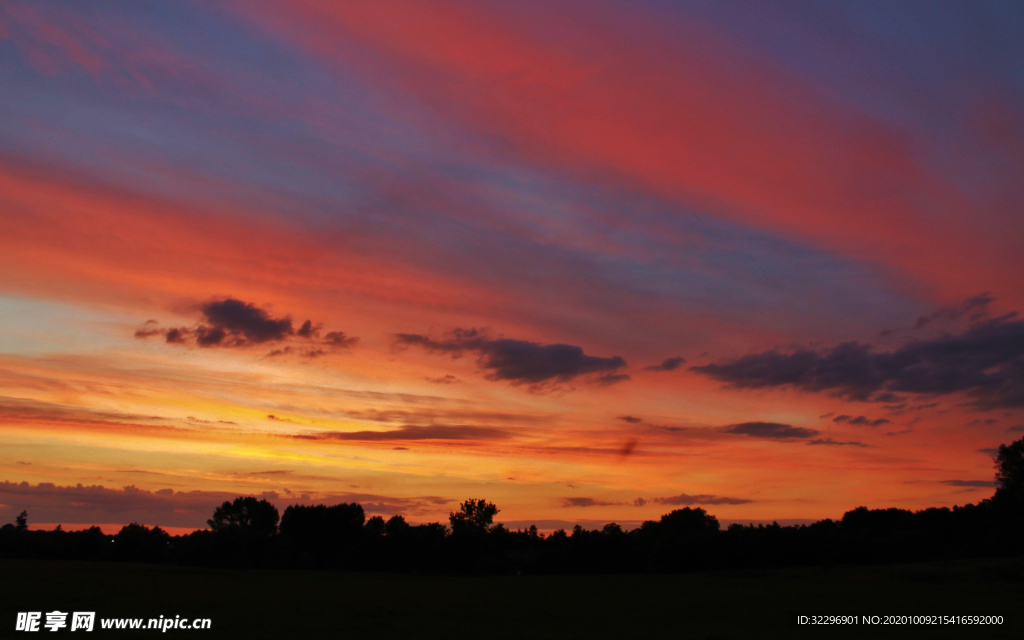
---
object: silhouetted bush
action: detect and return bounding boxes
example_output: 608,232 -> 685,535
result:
113,523 -> 170,563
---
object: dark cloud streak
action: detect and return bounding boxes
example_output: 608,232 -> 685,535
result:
561,497 -> 622,507
940,479 -> 993,488
833,415 -> 890,427
915,294 -> 994,329
290,424 -> 510,442
395,328 -> 627,387
134,298 -> 357,353
808,438 -> 867,447
200,298 -> 292,344
644,357 -> 686,372
693,314 -> 1024,408
652,493 -> 751,505
723,422 -> 819,440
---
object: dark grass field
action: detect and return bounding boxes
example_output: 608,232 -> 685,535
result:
1,558 -> 1021,639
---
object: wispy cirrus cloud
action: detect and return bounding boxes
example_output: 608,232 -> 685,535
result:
289,424 -> 511,442
331,407 -> 547,426
0,396 -> 202,439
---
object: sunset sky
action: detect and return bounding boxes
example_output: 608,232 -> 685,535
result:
2,0 -> 1023,532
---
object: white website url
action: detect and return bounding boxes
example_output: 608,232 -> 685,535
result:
16,612 -> 212,632
101,616 -> 212,631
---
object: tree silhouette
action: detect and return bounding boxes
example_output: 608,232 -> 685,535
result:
385,514 -> 409,537
660,507 -> 720,535
994,436 -> 1024,504
207,497 -> 279,536
114,523 -> 170,562
365,515 -> 386,537
841,507 -> 913,532
449,499 -> 499,536
4,484 -> 1024,572
279,503 -> 365,550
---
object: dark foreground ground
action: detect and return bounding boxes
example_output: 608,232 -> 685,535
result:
1,558 -> 1021,639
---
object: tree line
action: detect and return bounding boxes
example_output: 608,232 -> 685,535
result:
2,438 -> 1022,574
